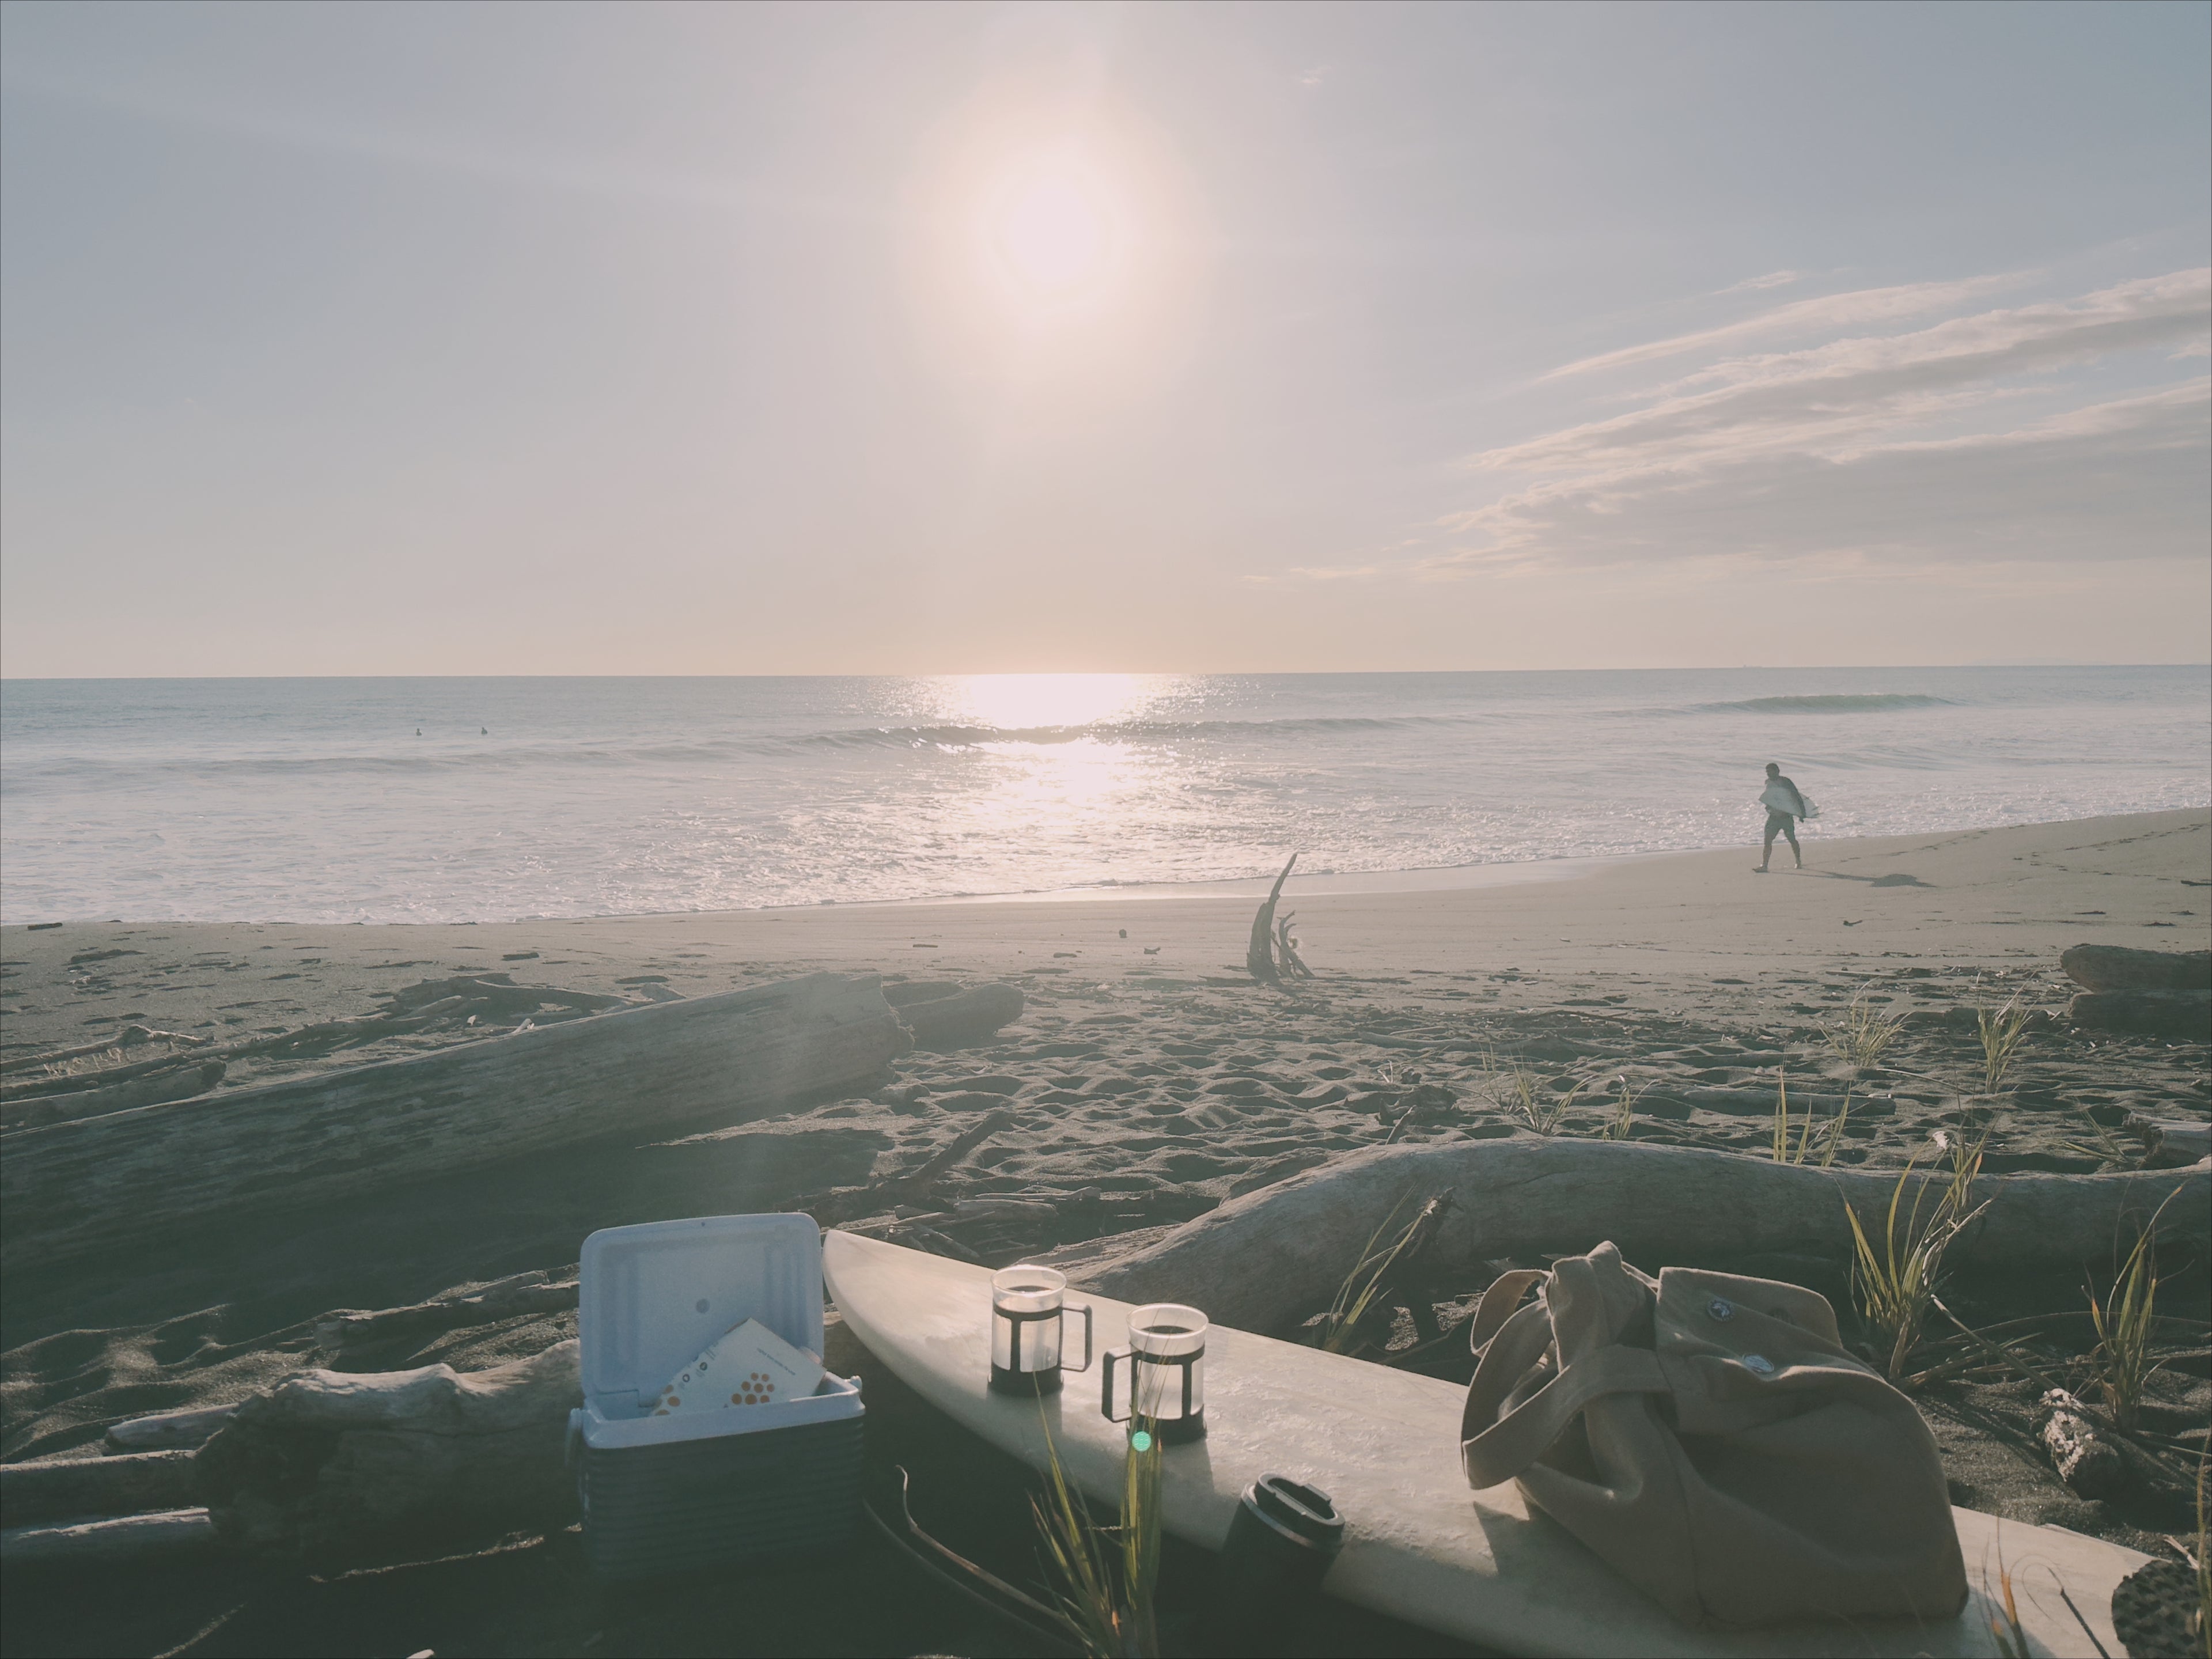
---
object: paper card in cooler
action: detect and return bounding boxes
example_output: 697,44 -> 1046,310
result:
652,1317 -> 825,1415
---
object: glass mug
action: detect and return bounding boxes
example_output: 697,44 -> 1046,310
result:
1101,1302 -> 1207,1443
990,1265 -> 1094,1396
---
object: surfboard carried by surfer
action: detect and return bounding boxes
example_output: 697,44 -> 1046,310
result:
1756,761 -> 1815,872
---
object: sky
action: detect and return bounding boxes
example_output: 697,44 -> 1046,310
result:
2,0 -> 2207,677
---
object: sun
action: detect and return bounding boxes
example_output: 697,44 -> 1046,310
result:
996,170 -> 1108,296
980,154 -> 1123,310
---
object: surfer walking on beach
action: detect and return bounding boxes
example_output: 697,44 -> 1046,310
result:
1756,762 -> 1810,873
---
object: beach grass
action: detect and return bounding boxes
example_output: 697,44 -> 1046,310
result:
1317,1195 -> 1448,1355
1032,1407 -> 1163,1658
1975,991 -> 2033,1095
2194,1456 -> 2210,1659
1489,1059 -> 1571,1135
1770,1069 -> 1848,1165
2088,1201 -> 2172,1433
1823,985 -> 1907,1071
1770,1070 -> 1816,1164
1845,1138 -> 1990,1381
1603,1075 -> 1635,1141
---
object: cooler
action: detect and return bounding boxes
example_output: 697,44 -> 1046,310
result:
567,1213 -> 865,1579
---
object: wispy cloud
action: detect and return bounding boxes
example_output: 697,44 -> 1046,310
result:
1481,270 -> 2209,477
1719,270 -> 1804,294
1540,272 -> 2028,380
1391,268 -> 2212,575
1427,380 -> 2207,573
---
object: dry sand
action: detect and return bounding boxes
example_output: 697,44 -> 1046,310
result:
2,810 -> 2207,1657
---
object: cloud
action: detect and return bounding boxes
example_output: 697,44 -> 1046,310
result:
1427,381 -> 2208,573
1541,272 -> 2028,380
1474,270 -> 2209,479
1719,271 -> 1804,293
1408,270 -> 2211,575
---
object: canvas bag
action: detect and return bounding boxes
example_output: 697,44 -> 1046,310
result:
1459,1242 -> 1967,1628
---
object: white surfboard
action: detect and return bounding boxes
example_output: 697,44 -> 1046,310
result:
1760,782 -> 1819,819
824,1230 -> 2141,1659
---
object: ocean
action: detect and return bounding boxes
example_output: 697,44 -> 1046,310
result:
1,667 -> 2206,925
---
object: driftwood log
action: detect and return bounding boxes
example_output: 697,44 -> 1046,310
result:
0,1047 -> 216,1104
0,1024 -> 208,1079
1041,1139 -> 2211,1338
0,1450 -> 198,1527
2066,988 -> 2211,1040
0,1060 -> 228,1131
1,1509 -> 217,1570
195,1340 -> 580,1563
2131,1117 -> 2212,1166
884,982 -> 1025,1047
2061,944 -> 2212,993
105,1404 -> 239,1453
1,974 -> 908,1274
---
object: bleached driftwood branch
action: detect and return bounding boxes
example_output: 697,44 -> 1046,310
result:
1043,1139 -> 2211,1337
315,1269 -> 579,1352
196,1340 -> 581,1563
1247,854 -> 1299,986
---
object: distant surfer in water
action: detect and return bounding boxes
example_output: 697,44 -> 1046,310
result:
1756,762 -> 1810,873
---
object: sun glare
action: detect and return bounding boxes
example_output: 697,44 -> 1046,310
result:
953,673 -> 1150,732
903,98 -> 1211,391
994,168 -> 1109,296
973,151 -> 1128,316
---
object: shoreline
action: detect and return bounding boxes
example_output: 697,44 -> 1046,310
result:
2,810 -> 2203,1069
6,805 -> 2207,933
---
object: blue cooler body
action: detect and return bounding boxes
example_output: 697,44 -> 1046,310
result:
569,1214 -> 863,1579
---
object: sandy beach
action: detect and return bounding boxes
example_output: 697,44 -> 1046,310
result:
4,808 -> 2206,1339
3,809 -> 2207,1657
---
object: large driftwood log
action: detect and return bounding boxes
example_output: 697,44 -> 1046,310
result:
0,1025 -> 208,1078
2061,944 -> 2212,993
195,1340 -> 579,1563
0,1060 -> 227,1130
0,1450 -> 198,1526
891,983 -> 1025,1047
2131,1117 -> 2212,1166
2066,988 -> 2211,1040
0,1047 -> 213,1103
1041,1139 -> 2211,1337
1,1509 -> 217,1570
1,974 -> 908,1274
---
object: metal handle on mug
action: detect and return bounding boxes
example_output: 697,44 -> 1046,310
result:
1063,1301 -> 1095,1374
1101,1346 -> 1132,1422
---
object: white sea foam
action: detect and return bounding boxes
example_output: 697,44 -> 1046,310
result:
1,668 -> 2205,924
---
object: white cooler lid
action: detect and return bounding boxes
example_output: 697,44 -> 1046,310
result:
578,1213 -> 824,1407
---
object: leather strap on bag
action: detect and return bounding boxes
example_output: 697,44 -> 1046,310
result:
1461,1344 -> 1669,1488
1458,1265 -> 1669,1490
1463,1268 -> 1547,1354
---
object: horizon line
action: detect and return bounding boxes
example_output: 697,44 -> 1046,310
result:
2,661 -> 2209,685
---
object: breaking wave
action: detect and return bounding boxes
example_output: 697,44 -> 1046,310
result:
1696,694 -> 1957,715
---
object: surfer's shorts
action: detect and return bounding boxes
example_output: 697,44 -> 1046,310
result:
1765,809 -> 1800,840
